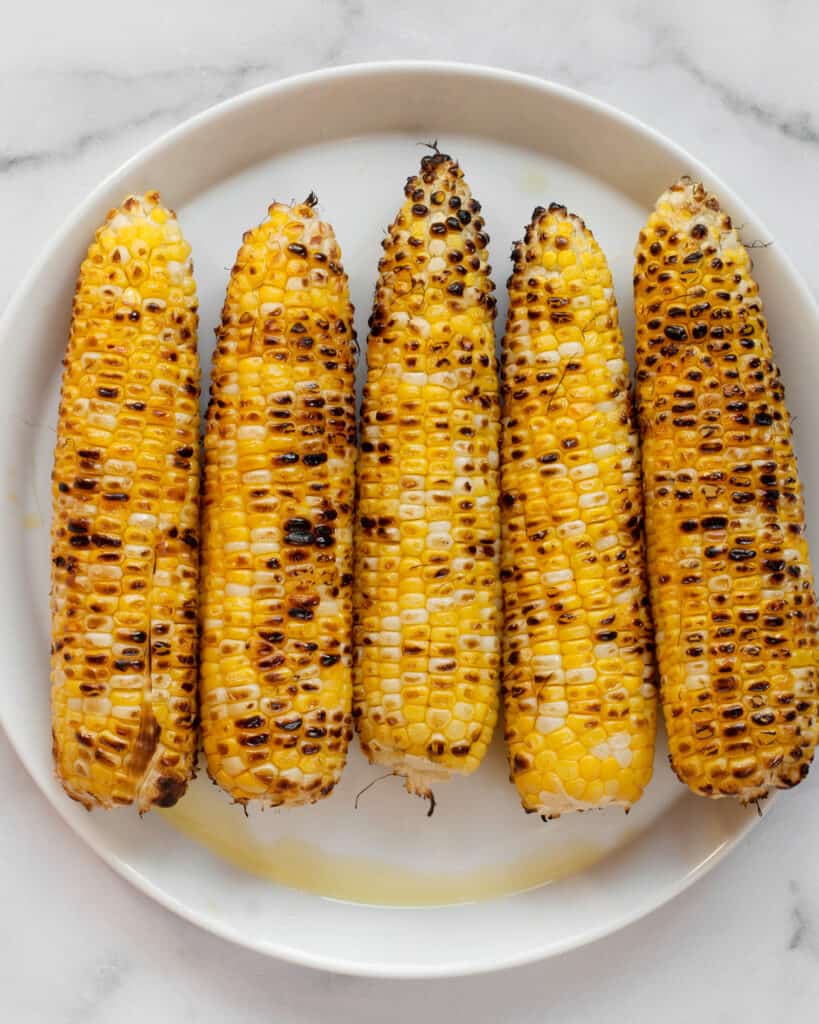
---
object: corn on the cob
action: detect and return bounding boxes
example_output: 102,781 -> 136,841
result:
501,204 -> 656,817
200,197 -> 356,807
353,152 -> 501,801
634,177 -> 818,800
51,192 -> 200,811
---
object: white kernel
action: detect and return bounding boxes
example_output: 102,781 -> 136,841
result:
536,350 -> 560,365
536,716 -> 562,735
83,698 -> 112,716
428,534 -> 453,550
167,260 -> 186,283
557,520 -> 585,539
566,667 -> 597,685
569,463 -> 599,481
578,491 -> 607,510
399,606 -> 425,622
400,504 -> 424,520
410,316 -> 431,337
238,425 -> 265,440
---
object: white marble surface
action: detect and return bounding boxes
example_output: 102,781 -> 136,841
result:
2,0 -> 819,1019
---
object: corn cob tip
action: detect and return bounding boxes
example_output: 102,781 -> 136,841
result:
643,178 -> 738,252
107,191 -> 167,223
402,149 -> 461,195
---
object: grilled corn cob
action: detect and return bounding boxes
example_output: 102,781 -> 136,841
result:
634,177 -> 818,800
501,205 -> 656,817
353,152 -> 502,801
200,197 -> 356,807
51,192 -> 200,811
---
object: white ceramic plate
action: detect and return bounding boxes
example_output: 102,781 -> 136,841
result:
2,62 -> 816,978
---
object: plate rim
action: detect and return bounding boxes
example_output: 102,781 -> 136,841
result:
0,59 -> 808,978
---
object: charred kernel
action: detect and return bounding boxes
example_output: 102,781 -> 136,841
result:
236,714 -> 266,730
283,517 -> 314,545
239,732 -> 270,747
91,533 -> 121,548
314,525 -> 335,548
277,718 -> 303,732
303,452 -> 327,466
